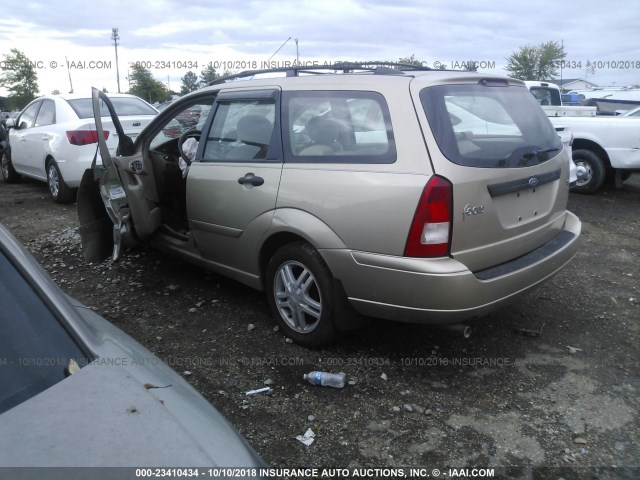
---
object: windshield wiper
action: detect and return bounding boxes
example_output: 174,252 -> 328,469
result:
522,147 -> 559,159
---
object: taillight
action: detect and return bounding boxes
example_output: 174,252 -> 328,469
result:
404,175 -> 453,257
66,130 -> 109,146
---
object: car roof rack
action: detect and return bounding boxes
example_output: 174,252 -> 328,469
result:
208,62 -> 432,85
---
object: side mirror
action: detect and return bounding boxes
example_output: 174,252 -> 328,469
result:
5,118 -> 15,128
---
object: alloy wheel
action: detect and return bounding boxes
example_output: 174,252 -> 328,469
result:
48,164 -> 59,198
273,260 -> 322,334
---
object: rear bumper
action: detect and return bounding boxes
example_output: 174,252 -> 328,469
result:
55,146 -> 100,188
320,210 -> 581,324
55,144 -> 113,188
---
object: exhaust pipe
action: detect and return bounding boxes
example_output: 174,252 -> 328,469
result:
439,324 -> 472,339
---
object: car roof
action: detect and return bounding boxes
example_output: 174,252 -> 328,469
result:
193,69 -> 523,96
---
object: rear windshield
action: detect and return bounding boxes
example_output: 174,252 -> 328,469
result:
421,83 -> 562,168
67,97 -> 157,119
530,86 -> 562,106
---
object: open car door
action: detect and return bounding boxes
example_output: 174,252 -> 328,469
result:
77,88 -> 161,262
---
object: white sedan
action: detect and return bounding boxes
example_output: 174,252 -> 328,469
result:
2,93 -> 158,203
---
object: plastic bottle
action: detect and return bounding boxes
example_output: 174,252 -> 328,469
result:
303,371 -> 346,388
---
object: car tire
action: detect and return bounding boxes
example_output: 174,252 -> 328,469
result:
571,149 -> 606,194
1,151 -> 21,183
46,159 -> 75,204
266,242 -> 335,347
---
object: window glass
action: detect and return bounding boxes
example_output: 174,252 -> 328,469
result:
445,96 -> 522,136
17,101 -> 41,130
0,253 -> 88,414
421,84 -> 562,168
34,100 -> 56,127
283,91 -> 396,164
67,97 -> 158,119
529,87 -> 561,106
150,100 -> 214,150
202,100 -> 275,162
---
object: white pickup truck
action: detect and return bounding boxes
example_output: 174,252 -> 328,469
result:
550,115 -> 640,193
526,81 -> 640,193
525,81 -> 596,117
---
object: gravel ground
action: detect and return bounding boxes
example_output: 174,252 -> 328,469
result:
1,176 -> 639,479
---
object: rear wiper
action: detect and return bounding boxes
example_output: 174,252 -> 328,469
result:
522,147 -> 559,159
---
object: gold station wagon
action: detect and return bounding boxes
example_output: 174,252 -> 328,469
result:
78,64 -> 581,347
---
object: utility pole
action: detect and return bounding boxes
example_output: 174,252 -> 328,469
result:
65,56 -> 74,93
111,27 -> 121,93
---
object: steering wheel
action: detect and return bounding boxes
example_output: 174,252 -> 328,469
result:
177,129 -> 202,166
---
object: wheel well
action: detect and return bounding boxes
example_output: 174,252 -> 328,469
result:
44,155 -> 55,170
260,232 -> 309,282
572,139 -> 610,168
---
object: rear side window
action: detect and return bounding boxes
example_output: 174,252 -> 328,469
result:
530,87 -> 561,106
282,91 -> 396,164
421,84 -> 562,168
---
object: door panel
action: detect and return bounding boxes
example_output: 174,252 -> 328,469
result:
10,101 -> 42,177
187,88 -> 282,274
88,89 -> 158,259
29,100 -> 57,176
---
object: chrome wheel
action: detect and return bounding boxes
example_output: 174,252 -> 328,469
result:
274,260 -> 322,334
574,160 -> 592,187
48,163 -> 60,198
571,149 -> 605,194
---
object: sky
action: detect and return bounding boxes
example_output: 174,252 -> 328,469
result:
0,0 -> 639,102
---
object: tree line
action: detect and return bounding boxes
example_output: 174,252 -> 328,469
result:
0,49 -> 228,109
1,42 -> 570,111
126,64 -> 227,103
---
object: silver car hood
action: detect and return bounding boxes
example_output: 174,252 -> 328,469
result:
0,362 -> 225,467
0,224 -> 264,470
0,300 -> 263,469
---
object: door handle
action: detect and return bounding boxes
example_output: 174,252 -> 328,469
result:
237,173 -> 264,186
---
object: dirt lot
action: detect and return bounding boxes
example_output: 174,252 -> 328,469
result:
1,176 -> 638,479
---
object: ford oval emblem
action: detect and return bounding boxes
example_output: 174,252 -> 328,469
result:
132,122 -> 141,127
528,177 -> 539,187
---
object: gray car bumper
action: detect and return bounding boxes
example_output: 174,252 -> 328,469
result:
321,211 -> 581,325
